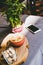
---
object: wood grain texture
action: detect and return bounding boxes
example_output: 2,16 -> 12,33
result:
0,37 -> 29,65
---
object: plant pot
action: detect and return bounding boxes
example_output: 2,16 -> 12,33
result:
12,25 -> 23,33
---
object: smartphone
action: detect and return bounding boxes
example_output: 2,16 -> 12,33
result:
27,25 -> 41,34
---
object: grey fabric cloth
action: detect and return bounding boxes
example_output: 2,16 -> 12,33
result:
22,17 -> 43,65
0,13 -> 10,32
0,15 -> 43,65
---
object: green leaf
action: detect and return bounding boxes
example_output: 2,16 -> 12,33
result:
0,0 -> 26,28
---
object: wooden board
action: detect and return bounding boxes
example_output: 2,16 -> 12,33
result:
0,37 -> 29,65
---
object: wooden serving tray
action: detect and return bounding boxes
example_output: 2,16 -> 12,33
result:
0,37 -> 29,65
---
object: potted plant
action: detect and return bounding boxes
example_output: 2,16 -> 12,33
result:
2,0 -> 26,33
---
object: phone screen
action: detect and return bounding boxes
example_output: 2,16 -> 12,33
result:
27,25 -> 39,32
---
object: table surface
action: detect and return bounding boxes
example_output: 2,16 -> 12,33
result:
22,16 -> 43,65
0,15 -> 43,65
